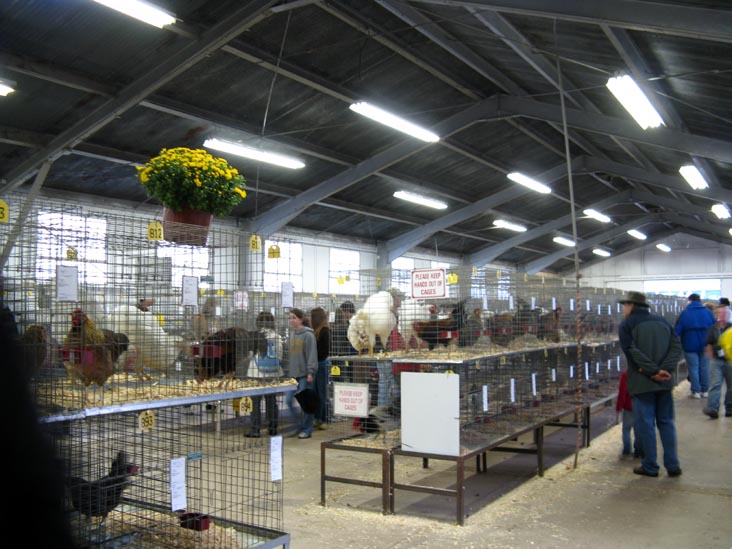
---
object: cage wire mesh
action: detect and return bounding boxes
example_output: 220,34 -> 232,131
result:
43,399 -> 287,548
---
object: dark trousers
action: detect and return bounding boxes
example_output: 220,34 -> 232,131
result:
251,394 -> 278,434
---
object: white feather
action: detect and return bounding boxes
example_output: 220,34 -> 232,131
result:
347,291 -> 397,355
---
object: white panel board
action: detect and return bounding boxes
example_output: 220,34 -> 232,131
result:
401,372 -> 460,456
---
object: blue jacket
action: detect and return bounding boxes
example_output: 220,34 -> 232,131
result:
675,302 -> 715,352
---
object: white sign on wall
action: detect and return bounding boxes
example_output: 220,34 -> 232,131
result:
333,383 -> 370,417
410,268 -> 446,299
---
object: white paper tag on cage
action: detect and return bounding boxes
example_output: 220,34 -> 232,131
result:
170,457 -> 187,512
482,385 -> 489,412
270,436 -> 283,482
509,296 -> 514,310
608,305 -> 612,315
483,295 -> 488,310
531,296 -> 536,309
617,356 -> 621,371
608,359 -> 612,370
531,373 -> 537,396
552,368 -> 556,382
570,365 -> 574,378
181,275 -> 198,306
585,362 -> 590,380
586,299 -> 591,311
510,378 -> 515,402
596,362 -> 600,373
570,298 -> 575,311
56,265 -> 78,302
597,304 -> 602,315
552,297 -> 556,309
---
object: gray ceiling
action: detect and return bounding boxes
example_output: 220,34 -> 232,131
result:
1,0 -> 731,274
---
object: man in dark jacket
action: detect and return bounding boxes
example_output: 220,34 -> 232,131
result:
675,293 -> 715,398
618,291 -> 683,478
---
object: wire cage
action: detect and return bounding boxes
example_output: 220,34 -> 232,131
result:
43,395 -> 289,548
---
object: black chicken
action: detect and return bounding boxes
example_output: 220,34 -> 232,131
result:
195,327 -> 266,388
67,450 -> 138,526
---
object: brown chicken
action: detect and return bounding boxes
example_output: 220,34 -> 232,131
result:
19,324 -> 47,380
194,327 -> 265,390
62,309 -> 120,405
413,300 -> 467,351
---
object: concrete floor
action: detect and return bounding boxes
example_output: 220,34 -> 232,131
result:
279,380 -> 732,549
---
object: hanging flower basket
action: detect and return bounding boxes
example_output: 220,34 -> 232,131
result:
162,208 -> 213,246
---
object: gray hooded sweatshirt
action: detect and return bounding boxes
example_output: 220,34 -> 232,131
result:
287,326 -> 318,378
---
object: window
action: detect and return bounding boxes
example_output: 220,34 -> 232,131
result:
264,240 -> 302,292
156,244 -> 209,288
391,257 -> 414,295
644,279 -> 720,301
431,260 -> 450,270
329,248 -> 360,294
36,212 -> 107,285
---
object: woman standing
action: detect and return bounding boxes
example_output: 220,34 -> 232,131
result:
246,311 -> 283,438
310,307 -> 331,429
286,308 -> 318,439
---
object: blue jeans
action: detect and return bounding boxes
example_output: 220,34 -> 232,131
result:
684,351 -> 709,393
376,361 -> 394,406
315,359 -> 330,424
286,376 -> 315,435
621,409 -> 640,456
632,391 -> 680,474
707,357 -> 732,414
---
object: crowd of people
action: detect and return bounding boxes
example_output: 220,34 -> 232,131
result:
616,290 -> 731,478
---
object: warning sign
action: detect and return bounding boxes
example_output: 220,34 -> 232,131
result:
333,383 -> 370,417
411,268 -> 446,299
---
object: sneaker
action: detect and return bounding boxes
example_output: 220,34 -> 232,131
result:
633,466 -> 659,478
668,469 -> 683,477
703,408 -> 719,419
297,432 -> 311,439
690,392 -> 701,399
701,392 -> 708,398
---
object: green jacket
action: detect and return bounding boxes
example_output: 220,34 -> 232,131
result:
618,307 -> 683,396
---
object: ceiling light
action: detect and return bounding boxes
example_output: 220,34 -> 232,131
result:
606,75 -> 664,130
553,236 -> 575,247
393,191 -> 447,210
0,79 -> 16,97
507,172 -> 552,194
583,208 -> 612,223
592,248 -> 611,257
711,203 -> 730,219
656,243 -> 671,252
627,229 -> 647,240
678,165 -> 709,190
493,219 -> 527,232
92,0 -> 176,28
203,138 -> 305,169
729,228 -> 732,238
349,102 -> 439,143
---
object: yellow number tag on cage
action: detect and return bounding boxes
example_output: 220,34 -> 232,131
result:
0,199 -> 8,223
544,348 -> 548,357
238,397 -> 253,414
330,364 -> 341,376
138,410 -> 155,431
66,247 -> 77,260
249,235 -> 262,252
147,221 -> 163,241
446,369 -> 455,374
500,356 -> 506,365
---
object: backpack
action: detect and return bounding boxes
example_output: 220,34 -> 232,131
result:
718,326 -> 732,361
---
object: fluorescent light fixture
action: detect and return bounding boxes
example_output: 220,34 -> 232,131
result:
678,165 -> 709,190
393,190 -> 447,210
592,248 -> 611,257
627,229 -> 647,240
493,219 -> 527,232
656,243 -> 671,252
711,203 -> 731,219
583,208 -> 612,223
349,102 -> 439,143
0,79 -> 16,97
507,172 -> 552,194
606,75 -> 664,129
203,138 -> 305,169
553,236 -> 575,247
729,228 -> 732,238
93,0 -> 175,28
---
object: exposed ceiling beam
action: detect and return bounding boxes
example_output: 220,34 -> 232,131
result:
499,95 -> 732,165
409,0 -> 732,44
251,98 -> 497,236
466,189 -> 632,266
628,190 -> 716,220
0,1 -> 278,195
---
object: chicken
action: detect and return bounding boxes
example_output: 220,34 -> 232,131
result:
398,299 -> 432,349
67,450 -> 139,533
62,309 -> 117,404
413,300 -> 467,350
109,304 -> 187,380
19,324 -> 47,380
195,327 -> 266,389
347,290 -> 397,356
537,307 -> 563,343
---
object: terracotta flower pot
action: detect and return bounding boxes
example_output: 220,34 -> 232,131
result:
162,208 -> 213,246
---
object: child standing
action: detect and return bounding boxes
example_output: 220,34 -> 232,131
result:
616,370 -> 642,458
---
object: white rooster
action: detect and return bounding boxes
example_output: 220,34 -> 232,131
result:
398,299 -> 432,350
347,290 -> 397,356
109,305 -> 187,379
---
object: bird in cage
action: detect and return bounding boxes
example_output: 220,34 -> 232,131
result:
355,404 -> 400,442
347,290 -> 400,356
62,309 -> 126,404
67,450 -> 139,537
413,299 -> 467,350
194,327 -> 266,390
19,323 -> 48,380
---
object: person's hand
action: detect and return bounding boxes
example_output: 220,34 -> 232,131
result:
651,370 -> 672,382
307,373 -> 313,383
